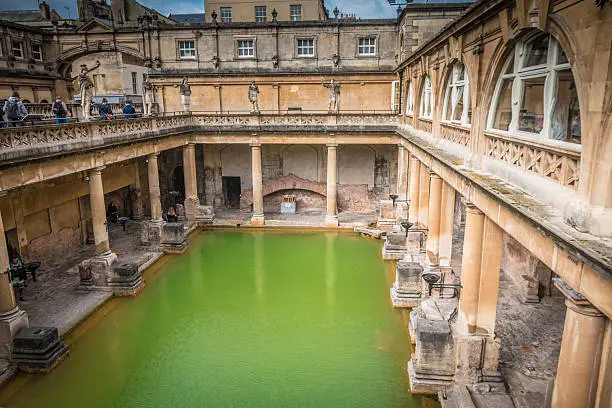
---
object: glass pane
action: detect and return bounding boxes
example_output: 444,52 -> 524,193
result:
504,56 -> 514,74
444,90 -> 452,121
493,78 -> 513,131
558,48 -> 568,65
551,71 -> 580,144
456,64 -> 465,81
523,36 -> 549,67
453,86 -> 464,122
519,77 -> 545,133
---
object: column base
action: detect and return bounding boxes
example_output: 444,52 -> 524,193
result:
390,260 -> 423,308
141,219 -> 164,247
251,214 -> 265,226
454,334 -> 502,384
79,252 -> 144,296
390,284 -> 420,308
324,215 -> 339,227
160,222 -> 189,254
0,307 -> 29,361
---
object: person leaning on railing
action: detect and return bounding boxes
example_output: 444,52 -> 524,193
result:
98,98 -> 113,120
2,92 -> 28,127
52,96 -> 70,124
122,100 -> 136,119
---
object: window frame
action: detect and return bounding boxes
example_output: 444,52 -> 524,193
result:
357,37 -> 377,57
442,62 -> 471,127
405,82 -> 414,116
12,40 -> 24,59
255,6 -> 267,22
296,38 -> 315,58
419,75 -> 434,120
131,72 -> 138,94
31,43 -> 43,61
487,33 -> 579,146
220,7 -> 232,23
290,4 -> 303,21
177,40 -> 196,60
236,38 -> 256,59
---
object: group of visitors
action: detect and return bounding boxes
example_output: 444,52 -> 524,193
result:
1,94 -> 140,126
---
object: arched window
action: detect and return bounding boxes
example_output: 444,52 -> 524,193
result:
405,82 -> 414,116
442,62 -> 471,126
419,76 -> 433,119
488,33 -> 580,144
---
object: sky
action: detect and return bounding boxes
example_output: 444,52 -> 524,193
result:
0,0 -> 402,19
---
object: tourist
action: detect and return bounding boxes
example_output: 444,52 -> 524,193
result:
167,206 -> 178,222
122,100 -> 136,119
98,98 -> 113,120
9,254 -> 25,301
89,99 -> 96,117
52,96 -> 69,124
107,201 -> 119,223
2,92 -> 28,127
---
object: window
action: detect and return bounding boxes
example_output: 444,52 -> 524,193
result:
237,39 -> 255,58
442,62 -> 471,126
131,72 -> 137,94
290,4 -> 302,21
405,82 -> 414,115
488,33 -> 580,144
358,37 -> 376,56
32,44 -> 42,61
297,39 -> 314,57
255,6 -> 267,22
419,76 -> 433,119
391,80 -> 400,112
12,41 -> 23,59
220,7 -> 232,23
178,40 -> 195,59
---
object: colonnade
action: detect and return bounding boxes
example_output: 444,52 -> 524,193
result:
403,150 -> 611,408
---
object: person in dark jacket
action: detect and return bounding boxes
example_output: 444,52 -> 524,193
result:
2,92 -> 28,127
98,98 -> 113,120
52,96 -> 69,124
122,100 -> 136,119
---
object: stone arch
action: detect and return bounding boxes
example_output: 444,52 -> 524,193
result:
56,47 -> 146,79
338,145 -> 375,187
281,145 -> 319,182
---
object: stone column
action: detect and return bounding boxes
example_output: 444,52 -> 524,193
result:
0,206 -> 29,360
438,182 -> 456,268
251,143 -> 265,225
418,163 -> 430,228
183,142 -> 199,219
131,162 -> 144,220
552,301 -> 606,408
408,155 -> 420,223
425,172 -> 442,265
475,216 -> 503,335
325,143 -> 339,227
457,202 -> 485,334
147,153 -> 162,222
88,167 -> 110,255
397,144 -> 408,201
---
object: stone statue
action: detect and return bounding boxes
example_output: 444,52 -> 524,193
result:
321,79 -> 340,113
248,81 -> 260,113
70,60 -> 100,120
179,76 -> 191,113
143,75 -> 154,117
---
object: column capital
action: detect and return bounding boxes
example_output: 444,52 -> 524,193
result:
185,141 -> 196,149
326,143 -> 338,148
88,166 -> 105,175
553,277 -> 604,317
147,152 -> 160,159
249,142 -> 261,148
428,170 -> 441,179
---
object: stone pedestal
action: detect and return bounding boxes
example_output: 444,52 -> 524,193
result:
141,220 -> 164,247
160,222 -> 188,254
395,201 -> 409,222
390,260 -> 423,307
11,327 -> 68,372
0,307 -> 29,361
377,199 -> 396,229
110,262 -> 145,296
382,231 -> 407,260
78,251 -> 142,296
185,198 -> 215,224
453,334 -> 502,384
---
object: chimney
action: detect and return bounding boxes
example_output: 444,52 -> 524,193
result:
40,1 -> 51,20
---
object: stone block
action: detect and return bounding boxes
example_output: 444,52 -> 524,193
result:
11,327 -> 68,373
280,201 -> 296,214
160,222 -> 188,254
382,231 -> 407,260
395,201 -> 409,221
110,262 -> 145,296
141,220 -> 163,246
377,199 -> 396,229
454,335 -> 502,384
391,260 -> 423,308
78,252 -> 118,288
194,205 -> 215,224
0,308 -> 29,361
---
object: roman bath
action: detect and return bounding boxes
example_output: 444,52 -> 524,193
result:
0,0 -> 610,407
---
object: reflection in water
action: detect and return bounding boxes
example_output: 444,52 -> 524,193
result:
325,232 -> 337,309
254,231 -> 265,299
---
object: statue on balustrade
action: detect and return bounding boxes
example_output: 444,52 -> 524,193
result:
178,77 -> 191,114
70,60 -> 100,121
143,75 -> 154,117
248,81 -> 260,113
321,79 -> 340,113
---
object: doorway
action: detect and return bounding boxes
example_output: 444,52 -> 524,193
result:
222,176 -> 241,209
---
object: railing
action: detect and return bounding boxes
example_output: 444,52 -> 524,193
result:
484,131 -> 580,189
19,103 -> 145,121
439,122 -> 471,147
0,112 -> 399,159
416,118 -> 432,133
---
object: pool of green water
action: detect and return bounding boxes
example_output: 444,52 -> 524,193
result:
0,230 -> 439,408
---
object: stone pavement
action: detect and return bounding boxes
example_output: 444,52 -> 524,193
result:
214,208 -> 378,227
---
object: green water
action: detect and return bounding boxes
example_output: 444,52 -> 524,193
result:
0,231 -> 438,408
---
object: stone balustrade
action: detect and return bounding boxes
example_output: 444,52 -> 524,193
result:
439,122 -> 471,148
